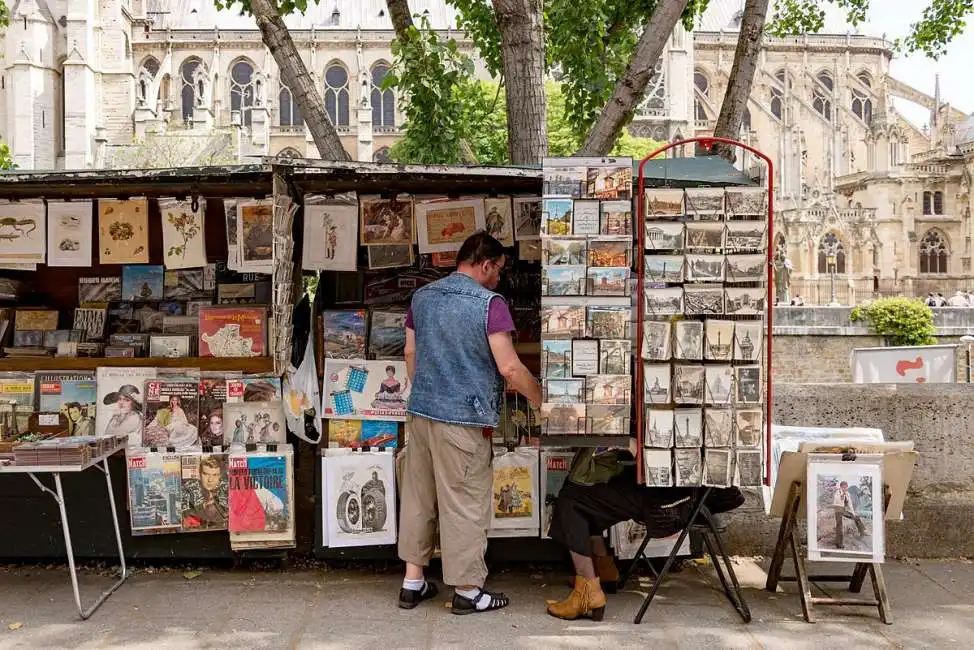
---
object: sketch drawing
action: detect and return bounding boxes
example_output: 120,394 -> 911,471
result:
704,320 -> 735,361
673,365 -> 705,405
674,449 -> 702,486
685,254 -> 725,282
684,285 -> 724,315
642,320 -> 672,361
644,449 -> 674,487
704,408 -> 734,447
674,320 -> 703,360
645,408 -> 674,448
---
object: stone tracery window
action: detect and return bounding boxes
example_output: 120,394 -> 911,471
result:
277,147 -> 302,158
919,229 -> 949,274
812,71 -> 833,121
852,88 -> 872,124
324,63 -> 350,127
370,62 -> 396,129
138,57 -> 160,106
639,59 -> 666,117
694,71 -> 709,97
278,86 -> 303,127
180,57 -> 203,124
817,231 -> 846,274
230,59 -> 258,127
770,68 -> 785,120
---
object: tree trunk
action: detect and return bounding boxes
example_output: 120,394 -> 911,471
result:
250,0 -> 350,161
712,0 -> 770,162
386,0 -> 415,36
577,0 -> 689,156
493,0 -> 548,165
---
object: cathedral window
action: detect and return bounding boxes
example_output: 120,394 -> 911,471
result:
277,147 -> 302,158
817,232 -> 846,274
639,59 -> 666,117
695,99 -> 708,122
371,62 -> 396,129
230,60 -> 258,127
278,86 -> 303,127
180,58 -> 203,124
324,63 -> 350,127
857,71 -> 872,88
812,71 -> 833,121
934,191 -> 944,215
923,191 -> 932,215
694,71 -> 709,97
852,88 -> 872,124
771,68 -> 785,120
919,229 -> 949,274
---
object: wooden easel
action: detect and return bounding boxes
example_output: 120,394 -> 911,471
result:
765,448 -> 917,624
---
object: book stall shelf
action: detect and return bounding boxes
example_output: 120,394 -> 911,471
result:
0,357 -> 275,372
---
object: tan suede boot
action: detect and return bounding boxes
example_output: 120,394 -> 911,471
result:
594,555 -> 619,594
546,576 -> 607,621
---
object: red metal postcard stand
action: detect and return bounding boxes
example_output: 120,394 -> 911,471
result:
635,137 -> 775,486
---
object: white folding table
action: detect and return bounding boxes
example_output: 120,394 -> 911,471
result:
0,444 -> 128,620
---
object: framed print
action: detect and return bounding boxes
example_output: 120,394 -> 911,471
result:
645,287 -> 684,315
725,287 -> 767,315
704,319 -> 735,361
673,365 -> 705,405
645,408 -> 674,448
544,378 -> 585,404
704,408 -> 734,447
588,237 -> 631,267
541,403 -> 586,435
704,365 -> 734,405
587,405 -> 629,435
587,267 -> 629,297
734,409 -> 763,448
645,222 -> 684,252
642,320 -> 671,361
586,375 -> 630,405
643,363 -> 670,405
704,449 -> 732,487
644,255 -> 684,283
644,449 -> 674,487
47,200 -> 93,267
735,365 -> 762,404
725,221 -> 767,252
367,244 -> 414,270
600,201 -> 632,236
542,305 -> 586,338
98,199 -> 149,264
684,285 -> 724,316
484,197 -> 515,247
543,237 -> 587,265
570,339 -> 599,377
303,198 -> 359,271
684,188 -> 725,220
542,198 -> 574,236
734,321 -> 762,361
416,198 -> 485,254
643,188 -> 684,218
160,198 -> 207,269
587,306 -> 630,340
513,197 -> 542,241
674,320 -> 703,360
360,196 -> 414,246
726,254 -> 767,283
725,188 -> 768,219
735,449 -> 763,487
599,339 -> 631,375
674,448 -> 702,486
807,456 -> 884,563
543,265 -> 586,296
542,339 -> 572,378
685,222 -> 725,251
572,199 -> 601,235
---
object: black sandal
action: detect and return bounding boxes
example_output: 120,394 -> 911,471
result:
451,589 -> 510,615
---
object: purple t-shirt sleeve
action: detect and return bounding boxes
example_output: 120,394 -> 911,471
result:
403,299 -> 514,335
405,308 -> 414,330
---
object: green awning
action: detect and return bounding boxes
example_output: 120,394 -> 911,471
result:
637,155 -> 755,188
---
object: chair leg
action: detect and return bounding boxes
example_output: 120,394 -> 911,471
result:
701,513 -> 752,623
618,533 -> 652,591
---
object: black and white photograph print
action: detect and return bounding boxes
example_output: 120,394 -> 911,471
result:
570,338 -> 600,376
735,365 -> 762,404
725,287 -> 767,316
543,265 -> 586,296
543,237 -> 587,265
644,255 -> 685,283
686,254 -> 725,282
674,320 -> 703,360
643,363 -> 671,405
705,365 -> 734,405
544,378 -> 585,404
642,320 -> 672,361
684,188 -> 725,220
725,188 -> 768,219
673,365 -> 705,405
542,305 -> 586,338
725,254 -> 767,283
644,222 -> 685,252
734,321 -> 763,361
734,409 -> 763,448
543,166 -> 587,197
514,197 -> 542,241
542,339 -> 572,378
644,449 -> 674,487
587,267 -> 629,297
725,221 -> 767,252
674,448 -> 703,486
704,408 -> 734,447
645,287 -> 684,315
586,374 -> 631,405
571,199 -> 601,235
704,449 -> 732,488
587,405 -> 629,435
599,339 -> 631,375
643,188 -> 685,218
684,285 -> 724,316
686,222 -> 725,250
807,459 -> 884,563
645,408 -> 675,448
587,306 -> 631,340
704,319 -> 735,361
735,449 -> 763,487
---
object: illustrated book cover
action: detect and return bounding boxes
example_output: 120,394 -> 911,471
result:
198,306 -> 267,357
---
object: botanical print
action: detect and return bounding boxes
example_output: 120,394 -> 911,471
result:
600,201 -> 632,235
645,408 -> 674,448
686,254 -> 725,282
673,365 -> 705,405
704,365 -> 734,405
735,409 -> 763,448
160,198 -> 206,269
513,197 -> 542,241
303,200 -> 359,272
571,199 -> 601,235
122,265 -> 165,301
599,339 -> 631,375
643,363 -> 671,405
542,198 -> 573,236
323,450 -> 397,548
542,305 -> 586,337
0,201 -> 46,265
643,320 -> 671,361
47,200 -> 93,267
484,198 -> 515,247
367,244 -> 414,270
684,188 -> 725,219
807,458 -> 884,563
734,321 -> 763,361
542,339 -> 572,378
643,189 -> 684,218
543,265 -> 586,296
586,165 -> 632,200
685,222 -> 725,250
725,188 -> 768,218
684,285 -> 724,315
725,221 -> 767,252
416,198 -> 485,253
674,320 -> 703,360
588,237 -> 630,267
704,320 -> 735,361
644,255 -> 684,283
322,359 -> 411,421
587,267 -> 629,297
704,408 -> 734,447
644,449 -> 673,487
543,166 -> 587,197
735,365 -> 762,404
543,237 -> 586,265
726,254 -> 767,283
587,306 -> 630,340
541,403 -> 586,435
360,197 -> 414,246
725,287 -> 767,315
645,222 -> 684,251
99,199 -> 149,264
586,374 -> 630,405
237,200 -> 274,270
645,287 -> 684,315
544,378 -> 585,404
674,448 -> 702,486
735,449 -> 763,487
704,449 -> 732,487
587,405 -> 628,435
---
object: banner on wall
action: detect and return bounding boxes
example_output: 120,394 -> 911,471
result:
851,344 -> 958,384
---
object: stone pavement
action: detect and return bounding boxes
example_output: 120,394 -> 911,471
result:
0,558 -> 971,649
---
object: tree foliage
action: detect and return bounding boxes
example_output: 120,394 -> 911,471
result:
851,297 -> 938,346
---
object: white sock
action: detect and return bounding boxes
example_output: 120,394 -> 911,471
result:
456,587 -> 490,610
403,578 -> 426,591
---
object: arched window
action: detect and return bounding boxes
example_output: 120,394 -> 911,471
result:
371,62 -> 396,129
324,63 -> 350,127
695,99 -> 708,121
373,147 -> 392,163
934,191 -> 944,215
852,88 -> 872,124
694,71 -> 709,97
229,59 -> 257,127
138,57 -> 160,105
923,190 -> 932,215
817,232 -> 846,274
857,71 -> 872,89
180,58 -> 203,123
278,86 -> 303,127
640,59 -> 666,117
813,71 -> 833,121
277,147 -> 302,158
919,230 -> 949,274
771,69 -> 785,120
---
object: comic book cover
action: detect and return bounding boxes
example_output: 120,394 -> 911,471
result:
180,453 -> 229,532
228,451 -> 295,549
198,378 -> 228,447
541,451 -> 574,538
322,310 -> 367,359
223,401 -> 287,446
34,372 -> 97,436
127,451 -> 182,535
142,379 -> 201,450
198,306 -> 267,357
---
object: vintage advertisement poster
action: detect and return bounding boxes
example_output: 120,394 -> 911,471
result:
223,401 -> 287,446
360,197 -> 414,246
236,200 -> 274,272
416,199 -> 485,254
98,199 -> 149,264
142,379 -> 201,450
198,306 -> 267,357
127,451 -> 183,536
95,366 -> 157,448
46,200 -> 92,267
180,453 -> 229,532
489,448 -> 540,533
160,198 -> 207,270
322,359 -> 410,422
228,452 -> 295,549
484,197 -> 515,247
0,201 -> 45,265
303,199 -> 359,271
321,449 -> 397,548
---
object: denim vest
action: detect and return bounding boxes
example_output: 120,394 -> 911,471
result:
408,272 -> 506,428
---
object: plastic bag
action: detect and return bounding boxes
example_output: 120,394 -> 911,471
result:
283,332 -> 322,444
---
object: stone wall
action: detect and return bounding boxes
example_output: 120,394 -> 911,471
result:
727,383 -> 974,558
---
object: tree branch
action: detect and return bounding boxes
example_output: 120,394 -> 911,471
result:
386,0 -> 415,39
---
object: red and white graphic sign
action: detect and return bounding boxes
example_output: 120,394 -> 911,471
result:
851,345 -> 958,384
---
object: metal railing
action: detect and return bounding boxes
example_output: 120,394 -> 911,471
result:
786,277 -> 974,305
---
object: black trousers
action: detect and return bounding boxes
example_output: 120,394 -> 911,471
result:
548,468 -> 745,557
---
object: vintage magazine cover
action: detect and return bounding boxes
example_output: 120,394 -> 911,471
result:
322,359 -> 410,422
160,198 -> 207,270
368,310 -> 407,359
321,449 -> 397,548
180,452 -> 229,532
142,379 -> 201,450
541,450 -> 574,538
236,200 -> 274,273
488,447 -> 540,535
223,400 -> 287,446
95,366 -> 157,448
225,376 -> 282,403
46,200 -> 93,267
198,306 -> 267,357
127,451 -> 182,536
0,201 -> 46,264
198,378 -> 228,448
98,199 -> 150,264
322,310 -> 368,359
416,198 -> 486,254
229,450 -> 295,549
0,372 -> 36,437
34,371 -> 97,435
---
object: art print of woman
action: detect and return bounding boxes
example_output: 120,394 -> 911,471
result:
371,365 -> 408,411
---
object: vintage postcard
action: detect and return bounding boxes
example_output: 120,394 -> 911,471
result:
586,374 -> 630,405
704,319 -> 735,361
122,265 -> 164,301
570,339 -> 599,376
542,305 -> 586,338
704,408 -> 734,447
643,188 -> 685,218
542,198 -> 574,236
807,457 -> 884,563
735,365 -> 762,404
587,267 -> 629,297
164,269 -> 206,300
684,188 -> 725,220
642,320 -> 672,361
725,221 -> 767,252
725,287 -> 767,315
684,285 -> 724,315
46,200 -> 92,267
484,198 -> 515,247
673,408 -> 702,446
734,321 -> 763,361
587,405 -> 628,435
98,199 -> 149,264
160,198 -> 207,270
674,320 -> 703,360
673,365 -> 705,405
513,197 -> 542,241
543,166 -> 587,197
586,165 -> 632,200
543,237 -> 586,265
735,408 -> 763,448
705,365 -> 734,405
600,201 -> 632,236
685,222 -> 725,250
643,363 -> 671,405
541,403 -> 586,435
735,449 -> 763,487
416,198 -> 485,254
0,201 -> 45,265
599,339 -> 631,375
322,359 -> 410,421
686,254 -> 725,283
571,199 -> 601,235
302,199 -> 359,271
704,449 -> 732,487
587,306 -> 630,340
367,244 -> 414,270
674,448 -> 702,486
148,334 -> 191,358
544,378 -> 585,404
645,287 -> 684,315
644,450 -> 674,487
725,188 -> 768,219
237,200 -> 274,270
726,254 -> 767,283
588,237 -> 631,267
644,254 -> 684,283
543,265 -> 586,296
542,339 -> 572,378
360,197 -> 414,246
645,408 -> 674,448
645,222 -> 685,252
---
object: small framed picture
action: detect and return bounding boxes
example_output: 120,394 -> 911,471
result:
599,339 -> 631,375
674,448 -> 702,487
570,339 -> 600,377
643,363 -> 671,405
642,320 -> 672,361
673,408 -> 703,448
645,408 -> 674,448
149,334 -> 191,358
704,408 -> 734,447
644,449 -> 674,487
674,320 -> 703,360
735,365 -> 762,404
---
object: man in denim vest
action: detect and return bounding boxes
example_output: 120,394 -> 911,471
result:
398,231 -> 542,615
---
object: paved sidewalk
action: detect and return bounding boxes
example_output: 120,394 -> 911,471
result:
0,559 -> 971,649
